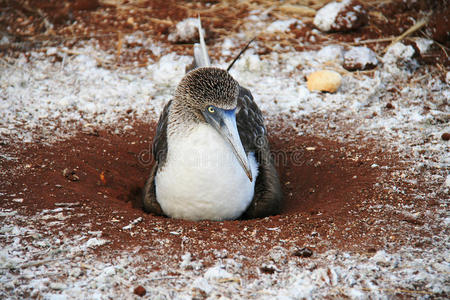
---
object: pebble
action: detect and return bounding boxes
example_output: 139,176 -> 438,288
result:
260,264 -> 276,274
63,168 -> 80,182
386,103 -> 395,109
314,0 -> 367,32
293,247 -> 313,258
441,133 -> 450,141
134,285 -> 146,297
307,70 -> 342,93
343,46 -> 378,71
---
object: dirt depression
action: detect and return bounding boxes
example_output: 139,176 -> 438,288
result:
1,119 -> 434,269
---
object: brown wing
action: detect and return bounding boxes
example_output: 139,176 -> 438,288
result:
236,86 -> 283,219
142,101 -> 171,215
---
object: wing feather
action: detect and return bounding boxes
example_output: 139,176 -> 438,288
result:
236,87 -> 283,218
142,101 -> 171,215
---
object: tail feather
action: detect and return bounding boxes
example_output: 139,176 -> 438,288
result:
193,16 -> 210,68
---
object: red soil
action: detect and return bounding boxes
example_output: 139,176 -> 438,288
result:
0,121 -> 436,268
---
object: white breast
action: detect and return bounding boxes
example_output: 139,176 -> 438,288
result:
155,124 -> 258,221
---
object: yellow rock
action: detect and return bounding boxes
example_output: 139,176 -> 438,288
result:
306,70 -> 342,93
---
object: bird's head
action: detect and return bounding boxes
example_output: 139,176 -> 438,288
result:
173,67 -> 252,181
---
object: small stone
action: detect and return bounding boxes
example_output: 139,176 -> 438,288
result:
259,264 -> 276,274
63,168 -> 80,181
81,126 -> 99,136
413,38 -> 434,55
314,0 -> 367,32
343,46 -> 378,71
383,42 -> 415,64
441,133 -> 450,141
385,103 -> 395,109
307,70 -> 342,93
292,247 -> 313,258
134,285 -> 146,297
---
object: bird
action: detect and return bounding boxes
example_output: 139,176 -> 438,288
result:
142,18 -> 282,221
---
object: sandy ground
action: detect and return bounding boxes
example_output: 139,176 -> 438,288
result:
0,1 -> 449,299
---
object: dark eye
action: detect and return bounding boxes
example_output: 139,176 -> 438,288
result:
208,106 -> 215,113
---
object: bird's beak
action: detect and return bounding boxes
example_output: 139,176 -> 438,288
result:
202,107 -> 253,181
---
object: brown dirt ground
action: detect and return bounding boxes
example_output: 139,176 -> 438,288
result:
0,120 -> 438,270
1,0 -> 448,65
0,0 -> 446,271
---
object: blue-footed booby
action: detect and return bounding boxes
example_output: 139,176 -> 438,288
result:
143,20 -> 282,221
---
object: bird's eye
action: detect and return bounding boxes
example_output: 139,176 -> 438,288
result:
208,106 -> 215,113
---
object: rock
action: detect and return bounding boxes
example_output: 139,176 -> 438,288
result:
413,38 -> 434,55
343,46 -> 378,71
385,103 -> 395,109
292,247 -> 313,258
314,0 -> 367,32
307,70 -> 342,93
134,285 -> 146,297
442,133 -> 450,141
317,45 -> 344,65
383,42 -> 415,64
408,38 -> 438,64
63,168 -> 80,182
259,264 -> 276,274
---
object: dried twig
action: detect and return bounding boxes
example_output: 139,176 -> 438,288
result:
148,17 -> 173,26
346,37 -> 397,46
277,4 -> 316,17
116,31 -> 123,60
217,277 -> 241,283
